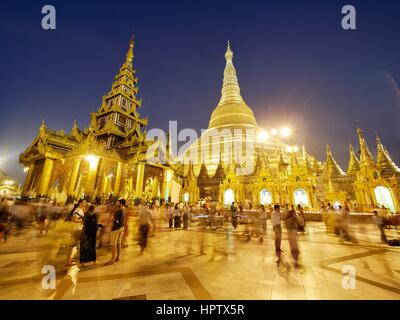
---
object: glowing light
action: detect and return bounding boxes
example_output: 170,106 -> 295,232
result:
108,173 -> 114,179
280,127 -> 291,137
23,167 -> 30,173
270,128 -> 278,136
286,146 -> 293,153
183,192 -> 190,203
85,154 -> 99,169
4,180 -> 14,186
293,145 -> 299,152
258,130 -> 268,142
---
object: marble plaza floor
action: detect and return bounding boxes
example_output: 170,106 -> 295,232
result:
0,220 -> 399,300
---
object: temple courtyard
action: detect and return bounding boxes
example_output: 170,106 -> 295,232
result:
0,220 -> 399,300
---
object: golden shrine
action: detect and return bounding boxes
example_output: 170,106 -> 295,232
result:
19,37 -> 400,213
19,36 -> 175,203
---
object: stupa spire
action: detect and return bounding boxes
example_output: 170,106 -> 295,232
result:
302,145 -> 313,173
376,136 -> 400,174
124,32 -> 135,68
347,143 -> 360,175
325,145 -> 345,176
357,127 -> 375,166
218,41 -> 245,107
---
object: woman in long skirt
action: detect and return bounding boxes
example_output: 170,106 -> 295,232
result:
80,205 -> 102,268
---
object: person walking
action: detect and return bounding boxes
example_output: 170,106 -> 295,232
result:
285,209 -> 301,269
79,205 -> 103,269
166,203 -> 173,229
66,199 -> 86,267
183,204 -> 189,230
257,205 -> 267,243
297,204 -> 306,233
173,203 -> 181,229
373,210 -> 388,244
271,204 -> 284,264
138,201 -> 154,253
230,202 -> 238,229
105,199 -> 125,265
121,200 -> 129,248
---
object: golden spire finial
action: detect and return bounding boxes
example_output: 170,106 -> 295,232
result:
347,143 -> 360,175
325,145 -> 345,176
124,34 -> 135,66
225,40 -> 233,61
326,144 -> 332,155
376,135 -> 400,174
357,126 -> 374,165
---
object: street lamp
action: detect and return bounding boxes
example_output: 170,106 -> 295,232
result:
257,130 -> 268,142
280,127 -> 291,138
85,154 -> 99,170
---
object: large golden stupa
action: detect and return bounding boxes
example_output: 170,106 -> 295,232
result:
179,42 -> 400,212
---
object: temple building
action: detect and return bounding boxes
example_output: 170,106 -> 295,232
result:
19,38 -> 400,213
19,36 -> 176,203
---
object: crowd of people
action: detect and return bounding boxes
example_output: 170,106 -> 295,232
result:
0,196 -> 397,272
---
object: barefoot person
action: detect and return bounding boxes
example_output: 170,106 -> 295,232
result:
285,208 -> 301,269
106,199 -> 125,265
66,199 -> 86,266
79,205 -> 103,269
271,204 -> 284,265
138,201 -> 154,253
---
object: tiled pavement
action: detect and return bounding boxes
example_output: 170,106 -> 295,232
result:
0,220 -> 399,300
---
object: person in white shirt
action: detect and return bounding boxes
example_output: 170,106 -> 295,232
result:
271,204 -> 283,261
138,202 -> 154,253
66,199 -> 86,266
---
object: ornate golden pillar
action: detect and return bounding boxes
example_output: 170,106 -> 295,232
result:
68,158 -> 81,196
39,158 -> 54,196
114,161 -> 123,195
85,157 -> 100,196
161,168 -> 174,201
22,163 -> 35,196
135,162 -> 145,198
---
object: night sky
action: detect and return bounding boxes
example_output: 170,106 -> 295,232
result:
1,0 -> 400,183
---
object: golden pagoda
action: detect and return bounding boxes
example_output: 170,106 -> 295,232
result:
19,38 -> 400,213
178,42 -> 400,213
19,36 -> 175,203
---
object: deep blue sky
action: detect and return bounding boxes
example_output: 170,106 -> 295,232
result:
1,0 -> 400,183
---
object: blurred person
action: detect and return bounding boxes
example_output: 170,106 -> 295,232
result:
260,205 -> 267,233
0,199 -> 10,242
339,204 -> 354,242
272,204 -> 284,264
66,199 -> 86,266
230,202 -> 238,229
285,209 -> 301,269
297,204 -> 306,233
373,210 -> 388,244
173,203 -> 181,229
166,203 -> 173,228
121,200 -> 129,247
253,207 -> 265,244
80,205 -> 103,269
138,201 -> 154,253
106,199 -> 126,265
183,204 -> 190,230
